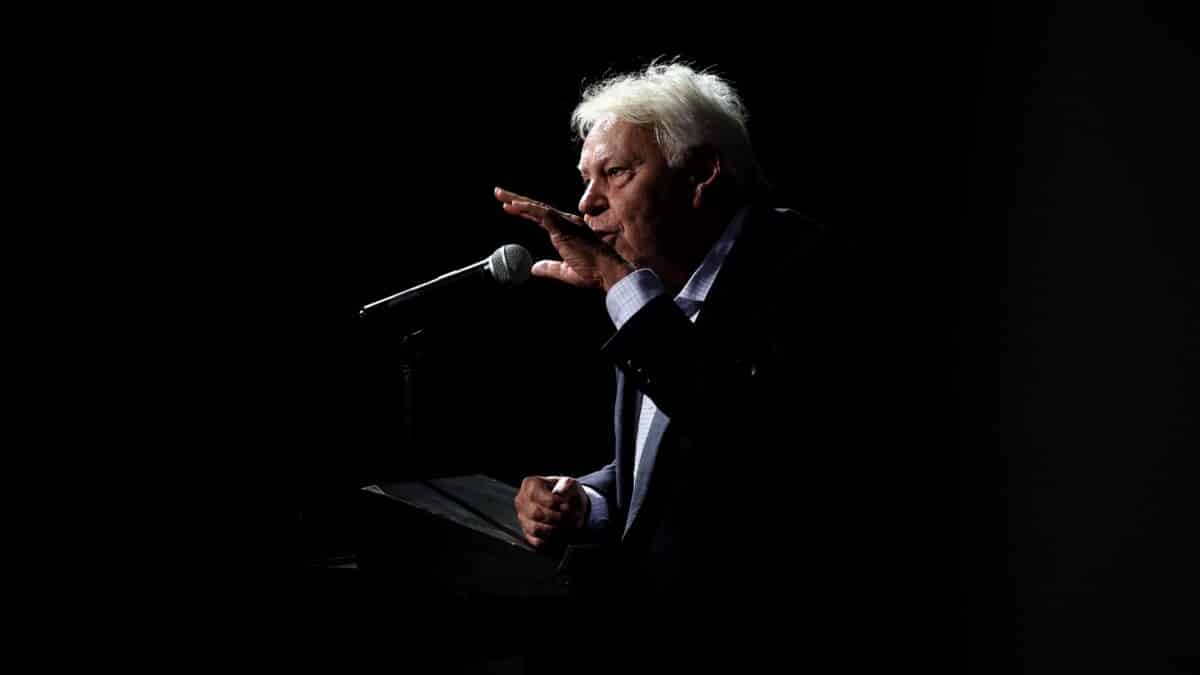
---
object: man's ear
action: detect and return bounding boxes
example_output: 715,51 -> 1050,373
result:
688,147 -> 723,209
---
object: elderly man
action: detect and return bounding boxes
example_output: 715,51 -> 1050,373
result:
499,62 -> 874,608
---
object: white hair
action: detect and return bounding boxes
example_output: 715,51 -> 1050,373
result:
571,60 -> 767,198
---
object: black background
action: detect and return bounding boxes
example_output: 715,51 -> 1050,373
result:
116,4 -> 1197,671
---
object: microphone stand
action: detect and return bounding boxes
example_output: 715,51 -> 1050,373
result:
358,301 -> 427,482
364,323 -> 529,555
395,327 -> 425,471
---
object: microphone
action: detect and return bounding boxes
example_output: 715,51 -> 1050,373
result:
359,244 -> 533,320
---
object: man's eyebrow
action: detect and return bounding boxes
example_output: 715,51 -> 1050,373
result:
578,152 -> 614,177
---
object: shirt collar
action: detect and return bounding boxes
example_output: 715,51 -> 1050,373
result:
676,205 -> 750,306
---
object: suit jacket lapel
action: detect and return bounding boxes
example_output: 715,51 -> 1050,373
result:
614,369 -> 637,515
623,398 -> 670,541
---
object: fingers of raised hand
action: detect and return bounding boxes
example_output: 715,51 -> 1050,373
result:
494,187 -> 547,209
496,188 -> 551,221
555,208 -> 587,227
501,199 -> 548,225
526,203 -> 587,234
495,187 -> 585,230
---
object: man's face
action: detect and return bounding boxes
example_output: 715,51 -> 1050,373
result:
576,115 -> 693,270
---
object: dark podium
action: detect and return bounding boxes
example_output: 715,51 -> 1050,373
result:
357,474 -> 600,601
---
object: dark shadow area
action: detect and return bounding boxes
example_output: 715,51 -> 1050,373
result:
956,5 -> 1199,673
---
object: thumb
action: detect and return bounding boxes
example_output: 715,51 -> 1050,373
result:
546,476 -> 582,513
552,473 -> 576,494
554,477 -> 590,526
546,476 -> 575,496
531,260 -> 589,287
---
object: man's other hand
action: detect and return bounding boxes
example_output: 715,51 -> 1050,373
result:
514,475 -> 589,550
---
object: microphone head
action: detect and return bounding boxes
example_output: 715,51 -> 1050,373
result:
488,244 -> 532,285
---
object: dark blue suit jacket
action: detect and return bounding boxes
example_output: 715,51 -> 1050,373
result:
575,204 -> 877,600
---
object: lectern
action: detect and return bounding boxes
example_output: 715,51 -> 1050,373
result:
357,474 -> 593,600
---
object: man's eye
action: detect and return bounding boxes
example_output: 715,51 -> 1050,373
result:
606,167 -> 626,177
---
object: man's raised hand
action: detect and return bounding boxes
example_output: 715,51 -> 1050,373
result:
495,187 -> 633,292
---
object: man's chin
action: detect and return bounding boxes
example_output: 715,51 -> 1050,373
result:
612,241 -> 634,263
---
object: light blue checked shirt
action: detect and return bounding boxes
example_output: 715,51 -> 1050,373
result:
582,206 -> 750,531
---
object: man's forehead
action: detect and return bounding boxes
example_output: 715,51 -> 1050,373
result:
581,116 -> 622,161
588,113 -> 622,138
579,115 -> 655,169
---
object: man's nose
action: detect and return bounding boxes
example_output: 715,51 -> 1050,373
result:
578,182 -> 606,218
